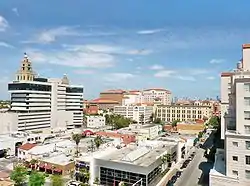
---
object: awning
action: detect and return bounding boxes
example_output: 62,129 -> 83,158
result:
39,164 -> 45,168
45,164 -> 52,170
54,169 -> 62,172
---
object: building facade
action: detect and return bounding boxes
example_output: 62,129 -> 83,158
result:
5,54 -> 83,132
210,44 -> 250,186
86,116 -> 105,128
142,88 -> 172,105
114,106 -> 154,123
156,105 -> 212,122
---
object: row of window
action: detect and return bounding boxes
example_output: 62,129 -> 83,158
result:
232,169 -> 250,179
157,110 -> 203,114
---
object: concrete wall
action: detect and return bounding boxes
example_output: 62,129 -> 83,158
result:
226,134 -> 250,184
209,174 -> 240,186
0,112 -> 18,134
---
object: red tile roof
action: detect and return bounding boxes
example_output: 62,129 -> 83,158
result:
221,72 -> 233,77
19,143 -> 36,151
101,89 -> 125,94
243,44 -> 250,49
90,98 -> 119,104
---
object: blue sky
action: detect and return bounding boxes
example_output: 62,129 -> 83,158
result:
0,0 -> 250,99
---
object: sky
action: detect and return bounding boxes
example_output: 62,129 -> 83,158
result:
0,0 -> 250,100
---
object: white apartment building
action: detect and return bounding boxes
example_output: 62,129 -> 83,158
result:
210,44 -> 250,186
114,105 -> 153,123
156,104 -> 212,122
2,54 -> 83,132
122,91 -> 142,106
86,115 -> 105,128
142,88 -> 172,105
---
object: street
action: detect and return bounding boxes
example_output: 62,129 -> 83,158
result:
175,132 -> 215,186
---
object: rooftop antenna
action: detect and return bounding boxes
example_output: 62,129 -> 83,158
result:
24,52 -> 28,58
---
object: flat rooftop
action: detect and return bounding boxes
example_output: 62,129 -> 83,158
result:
98,141 -> 177,167
210,149 -> 226,176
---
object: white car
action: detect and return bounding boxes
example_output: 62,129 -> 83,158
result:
67,181 -> 81,186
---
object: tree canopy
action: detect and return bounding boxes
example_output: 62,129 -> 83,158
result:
105,114 -> 132,129
10,165 -> 28,186
50,174 -> 64,186
153,118 -> 162,124
171,120 -> 180,127
208,116 -> 219,129
28,171 -> 45,186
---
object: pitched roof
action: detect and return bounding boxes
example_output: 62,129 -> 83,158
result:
19,143 -> 36,151
143,88 -> 171,93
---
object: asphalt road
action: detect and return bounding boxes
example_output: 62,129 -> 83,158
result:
175,132 -> 215,186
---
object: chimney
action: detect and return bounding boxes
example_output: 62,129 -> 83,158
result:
242,44 -> 250,70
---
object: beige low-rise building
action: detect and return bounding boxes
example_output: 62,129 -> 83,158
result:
156,104 -> 212,122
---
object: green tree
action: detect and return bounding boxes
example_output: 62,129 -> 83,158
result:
208,116 -> 219,129
30,159 -> 38,165
94,136 -> 103,149
198,131 -> 203,139
93,177 -> 100,184
50,174 -> 64,186
10,165 -> 28,186
171,120 -> 179,127
153,118 -> 162,124
79,168 -> 90,184
72,133 -> 82,157
28,171 -> 45,186
139,114 -> 144,124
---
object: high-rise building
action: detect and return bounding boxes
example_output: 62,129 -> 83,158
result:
210,44 -> 250,186
142,88 -> 172,105
4,53 -> 83,132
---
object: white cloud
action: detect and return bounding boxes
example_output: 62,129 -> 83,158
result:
0,16 -> 8,32
150,64 -> 164,70
23,26 -> 80,44
0,42 -> 14,48
74,70 -> 95,74
188,69 -> 209,75
104,73 -> 135,82
127,49 -> 153,55
25,48 -> 115,68
207,76 -> 215,80
209,59 -> 225,64
63,44 -> 153,56
137,29 -> 163,35
154,70 -> 176,77
176,76 -> 196,81
12,8 -> 19,16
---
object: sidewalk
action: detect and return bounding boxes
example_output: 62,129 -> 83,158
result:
156,161 -> 183,186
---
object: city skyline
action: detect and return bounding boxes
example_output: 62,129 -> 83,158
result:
1,0 -> 250,99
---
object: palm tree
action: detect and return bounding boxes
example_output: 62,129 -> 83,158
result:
72,133 -> 82,157
50,174 -> 64,186
94,136 -> 103,149
28,171 -> 45,186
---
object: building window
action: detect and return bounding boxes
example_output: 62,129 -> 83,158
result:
246,142 -> 250,150
245,97 -> 250,106
246,170 -> 250,179
233,156 -> 238,161
245,126 -> 250,134
245,111 -> 250,120
232,170 -> 238,176
232,142 -> 238,147
244,83 -> 250,92
246,156 -> 250,164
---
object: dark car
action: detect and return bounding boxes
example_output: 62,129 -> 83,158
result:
176,171 -> 182,178
171,175 -> 178,183
166,180 -> 174,186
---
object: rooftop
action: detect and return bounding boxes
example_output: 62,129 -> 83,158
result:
19,143 -> 36,151
210,149 -> 226,176
90,98 -> 119,104
98,141 -> 176,167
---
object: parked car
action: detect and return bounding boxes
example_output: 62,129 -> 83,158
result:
171,175 -> 178,183
166,180 -> 174,186
67,181 -> 81,186
176,171 -> 182,178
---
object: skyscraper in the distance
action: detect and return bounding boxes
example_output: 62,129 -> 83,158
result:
3,53 -> 84,133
